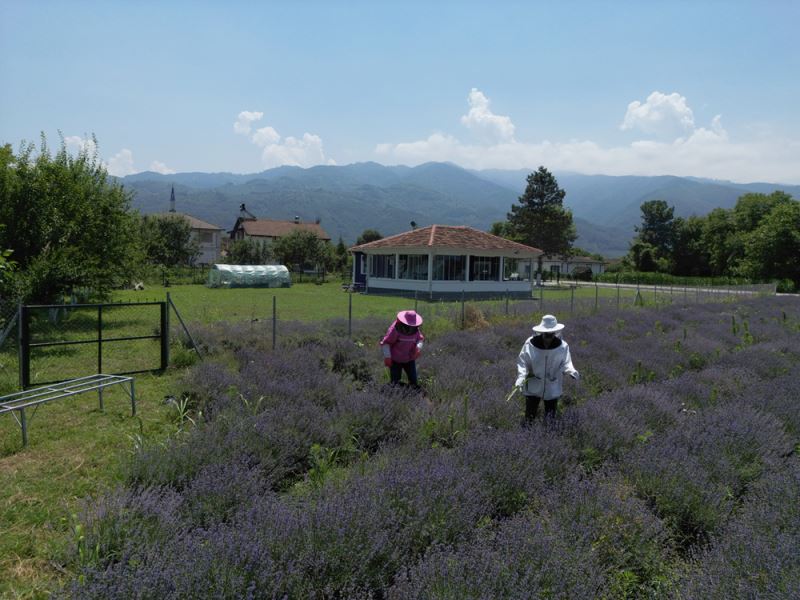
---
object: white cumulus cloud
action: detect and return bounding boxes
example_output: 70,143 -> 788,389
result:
261,133 -> 336,168
460,88 -> 516,143
234,110 -> 334,168
251,126 -> 281,146
106,149 -> 136,177
621,91 -> 695,138
233,110 -> 265,135
64,135 -> 98,156
150,160 -> 175,175
374,89 -> 800,183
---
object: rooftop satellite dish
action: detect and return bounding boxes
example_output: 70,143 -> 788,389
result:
410,221 -> 417,229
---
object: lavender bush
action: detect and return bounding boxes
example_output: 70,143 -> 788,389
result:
64,296 -> 800,598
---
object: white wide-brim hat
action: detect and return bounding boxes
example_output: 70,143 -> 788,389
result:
532,314 -> 565,333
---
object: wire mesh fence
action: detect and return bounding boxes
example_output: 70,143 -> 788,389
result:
170,280 -> 778,354
17,301 -> 166,388
0,279 -> 778,394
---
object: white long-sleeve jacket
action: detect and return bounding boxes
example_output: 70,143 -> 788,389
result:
515,335 -> 579,400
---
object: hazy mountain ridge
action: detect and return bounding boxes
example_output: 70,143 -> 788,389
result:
121,163 -> 798,257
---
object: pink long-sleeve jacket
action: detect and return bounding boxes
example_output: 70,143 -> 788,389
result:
380,321 -> 424,363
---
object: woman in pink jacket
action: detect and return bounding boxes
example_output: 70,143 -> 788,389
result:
380,310 -> 424,387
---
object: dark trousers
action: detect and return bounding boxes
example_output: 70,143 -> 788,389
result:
524,395 -> 558,423
390,361 -> 418,386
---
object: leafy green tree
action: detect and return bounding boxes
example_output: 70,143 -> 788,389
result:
0,136 -> 139,301
732,191 -> 793,232
0,227 -> 14,287
737,200 -> 800,285
355,229 -> 382,245
671,216 -> 709,276
139,215 -> 199,267
701,208 -> 740,276
635,200 -> 676,259
629,240 -> 659,272
272,230 -> 327,271
332,237 -> 349,273
489,221 -> 516,239
228,238 -> 273,265
507,166 -> 577,269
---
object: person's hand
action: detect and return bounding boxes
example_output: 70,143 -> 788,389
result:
384,357 -> 393,367
413,348 -> 421,360
570,371 -> 580,381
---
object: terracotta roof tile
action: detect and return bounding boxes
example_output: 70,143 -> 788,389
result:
240,219 -> 331,240
350,225 -> 542,255
153,213 -> 223,230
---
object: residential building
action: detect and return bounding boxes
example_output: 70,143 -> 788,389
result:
349,225 -> 543,299
153,186 -> 223,264
229,204 -> 331,243
541,254 -> 606,277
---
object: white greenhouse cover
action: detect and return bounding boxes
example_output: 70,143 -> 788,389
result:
207,264 -> 291,288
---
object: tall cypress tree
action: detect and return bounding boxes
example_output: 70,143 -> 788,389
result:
507,166 -> 576,270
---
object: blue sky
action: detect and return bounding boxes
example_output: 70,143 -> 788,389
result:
2,0 -> 799,183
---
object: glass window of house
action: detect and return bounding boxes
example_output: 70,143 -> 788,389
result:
469,256 -> 500,281
369,254 -> 395,278
398,254 -> 428,280
503,257 -> 530,281
433,255 -> 465,280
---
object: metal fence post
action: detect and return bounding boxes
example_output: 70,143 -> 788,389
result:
272,296 -> 277,350
130,378 -> 137,416
20,407 -> 27,446
160,299 -> 169,370
505,289 -> 509,315
461,290 -> 465,329
18,303 -> 27,389
594,281 -> 598,312
414,290 -> 418,313
97,304 -> 103,375
616,282 -> 620,310
570,286 -> 575,315
348,292 -> 352,339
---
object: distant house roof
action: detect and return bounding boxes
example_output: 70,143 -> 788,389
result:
152,212 -> 223,231
234,219 -> 331,241
350,225 -> 543,256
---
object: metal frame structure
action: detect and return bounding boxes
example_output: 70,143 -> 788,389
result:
19,301 -> 167,389
0,373 -> 136,447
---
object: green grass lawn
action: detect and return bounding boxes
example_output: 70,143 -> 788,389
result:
0,279 -> 646,598
114,279 -> 642,325
0,373 -> 176,598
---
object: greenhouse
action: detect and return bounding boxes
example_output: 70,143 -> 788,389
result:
207,264 -> 291,288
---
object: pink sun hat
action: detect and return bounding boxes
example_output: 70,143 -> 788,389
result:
397,310 -> 423,327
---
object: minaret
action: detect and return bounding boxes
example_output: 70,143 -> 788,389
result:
169,186 -> 176,213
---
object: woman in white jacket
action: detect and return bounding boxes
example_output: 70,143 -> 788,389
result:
515,314 -> 579,423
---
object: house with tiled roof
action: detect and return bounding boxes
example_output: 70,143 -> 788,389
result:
230,204 -> 331,243
542,254 -> 606,278
349,225 -> 543,299
153,187 -> 223,264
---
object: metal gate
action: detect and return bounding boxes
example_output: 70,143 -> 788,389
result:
19,301 -> 168,388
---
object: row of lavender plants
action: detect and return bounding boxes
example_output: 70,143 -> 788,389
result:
65,296 -> 800,598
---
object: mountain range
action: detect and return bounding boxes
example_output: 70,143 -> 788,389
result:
121,163 -> 800,257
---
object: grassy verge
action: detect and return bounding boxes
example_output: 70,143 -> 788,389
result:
0,373 -> 178,598
114,280 -> 641,325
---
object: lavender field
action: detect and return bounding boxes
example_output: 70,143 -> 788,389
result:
66,297 -> 800,599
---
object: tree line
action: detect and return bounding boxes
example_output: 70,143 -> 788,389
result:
0,138 -> 349,304
493,166 -> 798,291
3,138 -> 796,305
626,193 -> 799,290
